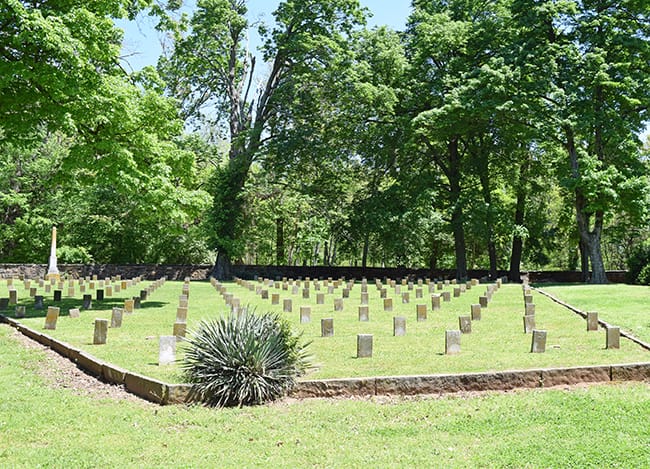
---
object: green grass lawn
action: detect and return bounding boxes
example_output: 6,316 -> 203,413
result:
4,278 -> 649,382
537,284 -> 650,344
1,324 -> 649,468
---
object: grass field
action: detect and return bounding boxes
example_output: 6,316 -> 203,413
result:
1,324 -> 649,468
3,278 -> 649,382
537,284 -> 650,344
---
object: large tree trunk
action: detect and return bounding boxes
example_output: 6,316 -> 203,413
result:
479,162 -> 497,279
448,138 -> 467,281
211,251 -> 232,280
566,126 -> 607,284
579,238 -> 589,282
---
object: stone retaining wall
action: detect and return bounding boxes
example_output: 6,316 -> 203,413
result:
2,315 -> 648,405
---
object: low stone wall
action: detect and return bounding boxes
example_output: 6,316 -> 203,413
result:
0,264 -> 212,281
2,315 -> 648,405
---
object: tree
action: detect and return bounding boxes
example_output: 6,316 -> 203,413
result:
158,0 -> 365,279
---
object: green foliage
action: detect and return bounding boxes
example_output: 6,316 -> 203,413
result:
182,311 -> 311,407
626,241 -> 650,285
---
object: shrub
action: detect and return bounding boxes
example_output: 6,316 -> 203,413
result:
626,242 -> 650,284
182,311 -> 311,407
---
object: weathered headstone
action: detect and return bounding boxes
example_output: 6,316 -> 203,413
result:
321,318 -> 334,337
261,289 -> 269,300
29,287 -> 37,297
124,299 -> 134,314
380,288 -> 387,299
479,296 -> 488,308
334,298 -> 344,312
394,285 -> 401,295
69,308 -> 80,318
402,292 -> 410,304
176,307 -> 188,322
587,312 -> 599,331
606,326 -> 620,349
431,294 -> 441,311
383,298 -> 393,312
271,293 -> 280,305
173,322 -> 187,338
415,288 -> 423,299
300,306 -> 311,323
283,298 -> 292,313
453,287 -> 461,298
96,289 -> 104,301
524,294 -> 533,304
302,288 -> 310,299
53,290 -> 62,302
416,304 -> 427,322
0,298 -> 8,310
442,291 -> 451,302
525,303 -> 535,316
140,290 -> 148,301
360,292 -> 369,305
291,285 -> 299,295
316,293 -> 325,305
357,334 -> 373,358
133,297 -> 141,309
159,336 -> 176,365
15,305 -> 25,319
358,305 -> 369,322
34,295 -> 44,310
523,314 -> 535,333
531,330 -> 547,353
459,316 -> 471,334
111,307 -> 123,328
93,318 -> 108,345
82,294 -> 92,310
445,330 -> 461,354
393,316 -> 406,336
342,288 -> 350,299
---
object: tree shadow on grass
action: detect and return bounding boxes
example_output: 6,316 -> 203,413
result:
3,297 -> 169,320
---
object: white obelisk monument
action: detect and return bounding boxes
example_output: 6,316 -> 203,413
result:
46,226 -> 60,281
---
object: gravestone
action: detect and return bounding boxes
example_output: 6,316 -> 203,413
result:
479,296 -> 488,308
402,292 -> 410,304
394,285 -> 401,295
445,330 -> 461,354
82,294 -> 92,310
291,285 -> 299,295
342,288 -> 350,298
321,318 -> 334,337
442,291 -> 451,302
525,303 -> 535,316
45,306 -> 60,330
271,293 -> 280,305
111,307 -> 123,328
383,298 -> 393,312
133,297 -> 141,310
334,298 -> 344,312
437,282 -> 443,290
416,304 -> 427,322
124,299 -> 134,314
393,317 -> 406,336
176,307 -> 188,322
316,293 -> 325,305
113,284 -> 120,293
29,287 -> 37,297
327,286 -> 334,295
358,305 -> 369,322
15,306 -> 25,319
300,306 -> 311,323
96,289 -> 104,301
34,295 -> 44,310
93,318 -> 108,344
531,330 -> 547,353
159,336 -> 176,365
460,284 -> 467,293
459,316 -> 471,334
0,298 -> 8,311
523,314 -> 535,333
283,299 -> 292,313
360,292 -> 368,305
524,294 -> 533,304
140,290 -> 148,301
470,304 -> 481,321
380,289 -> 387,299
587,312 -> 599,331
431,294 -> 441,311
415,288 -> 423,299
69,308 -> 80,318
302,288 -> 310,299
53,290 -> 62,302
357,334 -> 373,358
261,289 -> 269,300
173,322 -> 187,338
45,284 -> 51,293
606,326 -> 620,349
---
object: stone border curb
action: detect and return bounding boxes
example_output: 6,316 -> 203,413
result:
2,314 -> 649,404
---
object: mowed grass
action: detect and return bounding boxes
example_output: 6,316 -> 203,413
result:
5,279 -> 649,382
538,284 -> 650,344
1,324 -> 649,468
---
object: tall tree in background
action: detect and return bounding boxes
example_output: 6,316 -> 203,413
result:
158,0 -> 364,279
511,0 -> 650,283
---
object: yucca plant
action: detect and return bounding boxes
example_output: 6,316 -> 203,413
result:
182,311 -> 311,407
